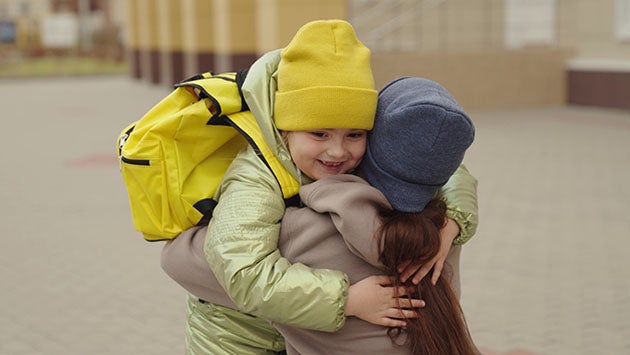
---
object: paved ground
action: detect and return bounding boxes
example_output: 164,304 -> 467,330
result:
1,76 -> 629,355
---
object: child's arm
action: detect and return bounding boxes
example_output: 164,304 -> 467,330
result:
401,164 -> 479,284
204,148 -> 348,332
162,171 -> 422,332
439,164 -> 479,245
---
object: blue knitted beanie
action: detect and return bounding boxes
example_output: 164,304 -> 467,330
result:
360,77 -> 475,212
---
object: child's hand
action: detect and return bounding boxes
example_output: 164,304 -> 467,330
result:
398,217 -> 460,285
345,275 -> 425,327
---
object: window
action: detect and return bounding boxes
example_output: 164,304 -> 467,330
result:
19,1 -> 29,15
616,0 -> 630,41
504,0 -> 556,49
0,21 -> 16,43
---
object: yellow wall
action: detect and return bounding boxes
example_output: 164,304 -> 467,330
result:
251,0 -> 347,52
557,0 -> 630,59
227,0 -> 257,53
181,0 -> 214,52
274,0 -> 346,48
371,48 -> 575,110
156,0 -> 183,51
136,0 -> 158,51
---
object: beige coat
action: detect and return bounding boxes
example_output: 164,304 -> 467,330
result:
163,171 -> 474,354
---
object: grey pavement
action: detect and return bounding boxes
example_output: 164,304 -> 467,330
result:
0,76 -> 629,355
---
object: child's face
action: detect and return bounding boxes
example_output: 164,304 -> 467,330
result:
284,129 -> 367,180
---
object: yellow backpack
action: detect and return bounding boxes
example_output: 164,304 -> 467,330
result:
117,71 -> 299,241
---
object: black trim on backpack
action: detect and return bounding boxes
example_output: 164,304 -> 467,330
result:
194,198 -> 218,226
235,68 -> 249,112
220,115 -> 298,202
207,114 -> 232,126
181,74 -> 240,121
179,73 -> 211,85
118,125 -> 135,156
284,194 -> 302,208
182,83 -> 223,118
221,115 -> 280,187
194,196 -> 300,226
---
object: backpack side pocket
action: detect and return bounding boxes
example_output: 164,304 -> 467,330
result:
120,140 -> 175,241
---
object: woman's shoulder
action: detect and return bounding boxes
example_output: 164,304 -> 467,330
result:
300,174 -> 390,211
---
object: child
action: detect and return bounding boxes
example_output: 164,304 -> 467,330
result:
184,20 -> 478,353
162,76 -> 479,354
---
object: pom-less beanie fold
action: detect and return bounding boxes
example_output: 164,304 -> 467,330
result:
274,87 -> 377,130
274,20 -> 377,131
360,77 -> 475,213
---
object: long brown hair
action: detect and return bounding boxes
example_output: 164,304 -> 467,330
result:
378,199 -> 478,355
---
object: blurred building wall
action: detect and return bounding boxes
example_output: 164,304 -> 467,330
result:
370,49 -> 574,111
0,0 -> 51,51
122,0 -> 630,111
556,0 -> 630,110
0,0 -> 125,57
125,0 -> 345,86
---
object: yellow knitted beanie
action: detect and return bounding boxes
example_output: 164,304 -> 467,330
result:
274,20 -> 377,131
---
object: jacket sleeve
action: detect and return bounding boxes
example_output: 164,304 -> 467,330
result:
204,147 -> 348,332
436,164 -> 479,245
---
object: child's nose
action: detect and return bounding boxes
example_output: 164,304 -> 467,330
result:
326,141 -> 347,159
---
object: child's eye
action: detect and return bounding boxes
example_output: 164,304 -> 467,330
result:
347,131 -> 366,139
309,131 -> 327,138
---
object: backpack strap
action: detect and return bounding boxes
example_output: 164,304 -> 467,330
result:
225,111 -> 300,199
235,68 -> 250,111
175,72 -> 245,119
179,71 -> 300,200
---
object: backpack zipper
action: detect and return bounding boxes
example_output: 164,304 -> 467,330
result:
120,156 -> 150,166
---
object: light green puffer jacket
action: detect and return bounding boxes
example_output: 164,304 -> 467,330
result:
187,49 -> 479,354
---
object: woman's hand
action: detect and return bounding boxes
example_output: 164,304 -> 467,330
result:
345,275 -> 425,327
398,217 -> 460,285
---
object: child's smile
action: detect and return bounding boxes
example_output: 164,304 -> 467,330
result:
285,129 -> 367,180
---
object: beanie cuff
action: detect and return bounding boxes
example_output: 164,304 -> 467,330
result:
274,86 -> 377,131
361,146 -> 441,213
